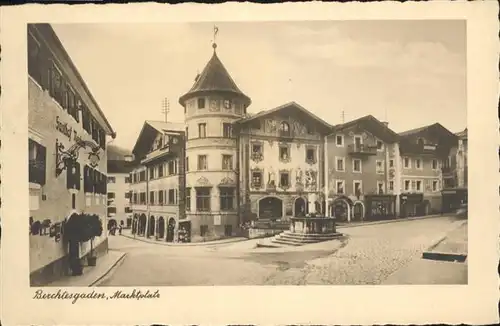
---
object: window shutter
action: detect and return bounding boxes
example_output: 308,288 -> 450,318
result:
74,161 -> 81,190
66,160 -> 74,189
102,174 -> 107,194
38,144 -> 47,186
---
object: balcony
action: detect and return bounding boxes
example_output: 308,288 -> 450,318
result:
141,144 -> 177,165
347,144 -> 377,156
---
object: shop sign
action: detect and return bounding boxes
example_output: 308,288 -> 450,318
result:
56,116 -> 84,144
442,190 -> 457,195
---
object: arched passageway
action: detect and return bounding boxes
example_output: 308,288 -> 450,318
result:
294,197 -> 307,217
158,216 -> 165,239
259,196 -> 283,220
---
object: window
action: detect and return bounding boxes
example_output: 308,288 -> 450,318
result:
222,155 -> 233,170
223,123 -> 232,138
376,140 -> 384,151
223,99 -> 232,110
168,161 -> 175,175
28,34 -> 43,85
133,193 -> 138,204
198,123 -> 207,138
196,188 -> 211,211
185,188 -> 191,211
185,127 -> 189,140
336,157 -> 345,172
200,225 -> 209,236
220,187 -> 235,211
432,180 -> 438,192
251,143 -> 263,161
124,176 -> 131,183
185,157 -> 189,172
389,181 -> 394,191
197,155 -> 208,170
197,98 -> 206,109
224,225 -> 233,236
377,182 -> 384,194
72,194 -> 76,210
353,181 -> 362,195
279,121 -> 290,136
416,180 -> 422,192
158,164 -> 164,177
432,159 -> 438,170
403,157 -> 411,168
125,192 -> 131,199
149,167 -> 155,180
158,190 -> 164,205
389,159 -> 394,168
139,171 -> 146,182
415,159 -> 422,169
28,139 -> 46,186
107,207 -> 117,215
125,207 -> 133,213
376,160 -> 384,174
279,145 -> 290,162
279,171 -> 290,188
140,192 -> 146,204
336,180 -> 345,194
168,189 -> 175,205
352,159 -> 362,173
411,180 -> 416,191
335,135 -> 344,146
306,148 -> 316,164
251,170 -> 263,189
108,192 -> 115,199
149,191 -> 155,205
402,180 -> 410,191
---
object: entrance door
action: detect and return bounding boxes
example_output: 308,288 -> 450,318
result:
158,217 -> 165,239
259,197 -> 283,220
353,203 -> 363,220
166,218 -> 175,242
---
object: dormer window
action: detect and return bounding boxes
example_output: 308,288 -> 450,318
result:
417,138 -> 424,146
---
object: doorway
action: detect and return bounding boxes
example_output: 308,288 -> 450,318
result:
259,197 -> 283,220
294,197 -> 306,217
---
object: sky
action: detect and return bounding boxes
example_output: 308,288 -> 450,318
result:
52,20 -> 467,150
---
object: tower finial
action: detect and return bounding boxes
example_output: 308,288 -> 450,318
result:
212,25 -> 219,51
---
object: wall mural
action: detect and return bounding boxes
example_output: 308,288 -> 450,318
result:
305,170 -> 317,191
295,168 -> 304,192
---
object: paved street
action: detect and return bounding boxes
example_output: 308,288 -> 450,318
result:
98,215 -> 466,286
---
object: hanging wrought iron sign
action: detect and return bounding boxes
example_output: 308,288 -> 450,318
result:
56,139 -> 101,177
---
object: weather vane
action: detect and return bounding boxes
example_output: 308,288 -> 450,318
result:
212,25 -> 219,50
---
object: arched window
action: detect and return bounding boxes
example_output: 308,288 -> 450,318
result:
279,121 -> 291,136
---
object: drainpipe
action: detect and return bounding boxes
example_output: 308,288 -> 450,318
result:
323,135 -> 329,216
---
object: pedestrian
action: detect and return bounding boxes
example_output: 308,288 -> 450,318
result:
118,224 -> 122,235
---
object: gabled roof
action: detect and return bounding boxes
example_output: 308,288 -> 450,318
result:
331,115 -> 399,143
398,122 -> 457,140
235,101 -> 333,135
179,50 -> 251,105
131,120 -> 184,159
455,128 -> 467,138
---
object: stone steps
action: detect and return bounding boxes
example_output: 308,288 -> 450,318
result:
271,230 -> 343,246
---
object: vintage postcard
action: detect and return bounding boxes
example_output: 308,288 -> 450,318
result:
0,1 -> 498,325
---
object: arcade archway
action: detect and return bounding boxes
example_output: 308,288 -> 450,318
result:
166,217 -> 176,242
148,215 -> 155,237
158,216 -> 165,239
331,196 -> 353,222
353,201 -> 365,221
139,214 -> 147,235
258,196 -> 283,220
294,197 -> 307,217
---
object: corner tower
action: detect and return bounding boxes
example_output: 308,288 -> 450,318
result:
179,42 -> 251,242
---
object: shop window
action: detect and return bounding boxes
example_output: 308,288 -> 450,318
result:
200,225 -> 208,236
223,123 -> 232,138
196,188 -> 211,211
224,225 -> 232,237
220,187 -> 235,211
28,139 -> 46,186
197,155 -> 208,170
185,188 -> 191,211
198,123 -> 207,138
222,155 -> 233,170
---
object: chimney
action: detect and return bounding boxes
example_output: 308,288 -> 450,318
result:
124,154 -> 134,162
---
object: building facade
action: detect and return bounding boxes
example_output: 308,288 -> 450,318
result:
441,128 -> 468,212
129,121 -> 185,242
28,24 -> 115,285
107,155 -> 135,228
397,123 -> 458,217
235,102 -> 332,223
326,116 -> 399,222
